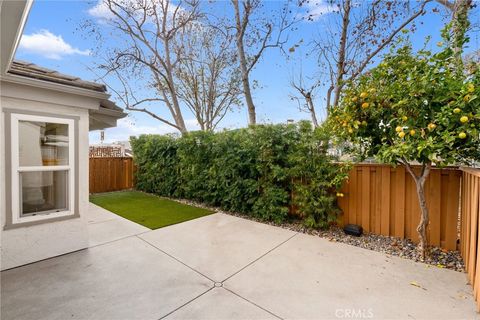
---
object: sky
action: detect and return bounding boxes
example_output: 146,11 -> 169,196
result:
15,0 -> 480,144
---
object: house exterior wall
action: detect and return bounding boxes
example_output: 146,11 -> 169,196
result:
0,82 -> 92,270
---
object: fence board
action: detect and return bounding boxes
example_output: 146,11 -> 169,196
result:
459,167 -> 480,311
380,166 -> 390,236
339,164 -> 461,251
89,157 -> 134,193
428,171 -> 441,247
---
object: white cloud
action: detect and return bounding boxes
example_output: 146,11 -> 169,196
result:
88,0 -> 115,20
19,30 -> 90,60
302,1 -> 338,21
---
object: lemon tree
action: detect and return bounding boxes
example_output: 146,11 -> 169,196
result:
330,37 -> 479,258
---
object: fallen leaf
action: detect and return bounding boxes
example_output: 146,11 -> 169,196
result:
410,281 -> 427,290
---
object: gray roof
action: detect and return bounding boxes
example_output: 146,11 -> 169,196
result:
10,60 -> 107,93
9,60 -> 125,115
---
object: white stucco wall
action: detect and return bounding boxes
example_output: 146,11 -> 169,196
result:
1,82 -> 93,270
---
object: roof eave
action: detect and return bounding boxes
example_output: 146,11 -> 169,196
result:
0,0 -> 33,75
1,72 -> 110,100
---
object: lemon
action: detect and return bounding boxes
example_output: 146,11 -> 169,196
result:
361,102 -> 369,108
398,132 -> 405,138
460,116 -> 469,123
410,129 -> 416,136
464,95 -> 471,102
395,126 -> 403,132
402,115 -> 408,121
453,108 -> 461,114
428,123 -> 436,131
351,96 -> 358,102
459,132 -> 467,139
360,92 -> 368,98
467,83 -> 475,93
348,128 -> 353,134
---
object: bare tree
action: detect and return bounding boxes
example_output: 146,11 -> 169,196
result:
86,0 -> 243,133
231,0 -> 297,125
174,23 -> 242,131
92,0 -> 203,133
290,72 -> 320,128
303,0 -> 432,115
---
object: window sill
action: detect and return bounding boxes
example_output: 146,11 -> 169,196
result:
4,212 -> 80,230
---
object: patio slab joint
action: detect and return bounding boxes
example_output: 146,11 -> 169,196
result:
136,235 -> 217,283
221,232 -> 298,283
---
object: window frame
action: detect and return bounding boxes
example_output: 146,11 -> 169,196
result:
10,113 -> 76,224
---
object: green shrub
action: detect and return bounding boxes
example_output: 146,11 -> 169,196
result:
288,122 -> 350,228
130,122 -> 348,228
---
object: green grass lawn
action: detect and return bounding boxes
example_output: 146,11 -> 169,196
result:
89,191 -> 213,229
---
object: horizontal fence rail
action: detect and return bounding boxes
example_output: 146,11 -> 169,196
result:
89,157 -> 134,193
460,167 -> 480,311
337,164 -> 461,251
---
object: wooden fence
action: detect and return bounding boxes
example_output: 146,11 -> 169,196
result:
89,157 -> 134,193
337,164 -> 461,250
460,167 -> 480,311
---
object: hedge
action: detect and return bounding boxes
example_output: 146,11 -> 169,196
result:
130,121 -> 349,228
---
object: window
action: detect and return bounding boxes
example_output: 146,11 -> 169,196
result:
11,114 -> 75,224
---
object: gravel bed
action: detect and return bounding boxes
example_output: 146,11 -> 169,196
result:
172,198 -> 465,272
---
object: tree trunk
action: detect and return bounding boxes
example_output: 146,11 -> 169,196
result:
164,38 -> 188,133
414,175 -> 429,259
332,0 -> 351,109
451,0 -> 472,70
241,70 -> 257,125
306,95 -> 319,128
405,162 -> 432,260
232,0 -> 257,125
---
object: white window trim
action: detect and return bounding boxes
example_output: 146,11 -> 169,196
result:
10,113 -> 75,224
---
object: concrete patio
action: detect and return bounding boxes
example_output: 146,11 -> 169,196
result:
1,204 -> 477,319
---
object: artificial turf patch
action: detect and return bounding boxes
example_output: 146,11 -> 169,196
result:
90,191 -> 213,229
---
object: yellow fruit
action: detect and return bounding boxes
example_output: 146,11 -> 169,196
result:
361,102 -> 369,108
453,108 -> 461,114
464,95 -> 471,102
460,116 -> 469,123
467,83 -> 475,93
342,121 -> 347,127
459,132 -> 467,139
395,126 -> 403,132
351,96 -> 358,102
428,123 -> 436,131
360,92 -> 368,98
348,128 -> 353,134
410,129 -> 416,136
398,131 -> 405,138
402,116 -> 408,121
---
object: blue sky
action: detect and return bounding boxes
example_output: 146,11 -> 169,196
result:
15,0 -> 479,144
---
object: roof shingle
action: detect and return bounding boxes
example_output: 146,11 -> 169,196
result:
9,60 -> 107,93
